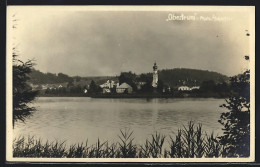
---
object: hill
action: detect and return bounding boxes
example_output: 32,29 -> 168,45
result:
28,68 -> 229,88
157,68 -> 229,87
29,69 -> 73,84
28,69 -> 118,86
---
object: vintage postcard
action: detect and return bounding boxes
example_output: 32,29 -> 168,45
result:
6,6 -> 255,162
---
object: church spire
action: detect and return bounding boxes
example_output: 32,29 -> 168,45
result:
153,61 -> 158,71
152,62 -> 158,88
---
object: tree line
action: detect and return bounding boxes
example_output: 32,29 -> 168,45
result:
29,69 -> 73,84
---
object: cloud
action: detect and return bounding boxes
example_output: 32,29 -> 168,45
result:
10,8 -> 251,77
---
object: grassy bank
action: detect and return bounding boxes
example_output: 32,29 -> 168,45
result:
13,122 -> 230,158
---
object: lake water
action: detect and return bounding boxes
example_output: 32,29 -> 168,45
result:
14,97 -> 228,147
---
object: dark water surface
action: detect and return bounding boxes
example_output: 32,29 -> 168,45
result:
14,97 -> 227,146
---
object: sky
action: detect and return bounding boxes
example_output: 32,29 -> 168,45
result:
8,6 -> 254,77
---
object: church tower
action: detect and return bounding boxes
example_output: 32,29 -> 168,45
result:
152,62 -> 158,88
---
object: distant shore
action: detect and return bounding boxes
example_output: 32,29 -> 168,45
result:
38,93 -> 229,98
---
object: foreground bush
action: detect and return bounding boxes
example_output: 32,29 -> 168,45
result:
13,122 -> 231,158
218,69 -> 250,157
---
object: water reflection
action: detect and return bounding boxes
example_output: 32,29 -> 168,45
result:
14,97 -> 227,146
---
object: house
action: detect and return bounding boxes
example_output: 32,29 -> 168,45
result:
41,85 -> 48,90
190,86 -> 200,90
59,82 -> 68,88
45,83 -> 68,90
136,82 -> 146,90
46,84 -> 57,90
103,88 -> 111,94
29,83 -> 42,90
100,80 -> 117,93
116,83 -> 133,94
83,89 -> 88,94
178,86 -> 191,91
100,80 -> 117,89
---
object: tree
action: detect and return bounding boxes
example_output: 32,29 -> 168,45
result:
200,80 -> 216,92
74,76 -> 81,82
215,82 -> 229,92
57,73 -> 73,83
67,80 -> 74,88
140,82 -> 153,93
157,79 -> 164,93
88,80 -> 98,94
218,58 -> 250,157
13,52 -> 38,126
11,14 -> 38,126
138,73 -> 153,93
118,72 -> 137,91
45,88 -> 50,94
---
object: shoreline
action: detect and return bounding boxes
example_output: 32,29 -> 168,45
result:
37,93 -> 229,99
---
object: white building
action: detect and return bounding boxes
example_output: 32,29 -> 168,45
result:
178,86 -> 191,91
152,62 -> 158,88
190,86 -> 200,90
83,89 -> 88,94
178,86 -> 200,91
103,88 -> 111,94
116,83 -> 133,94
100,80 -> 116,89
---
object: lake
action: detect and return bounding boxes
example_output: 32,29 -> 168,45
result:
13,97 -> 228,147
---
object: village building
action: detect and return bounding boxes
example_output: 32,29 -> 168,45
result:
100,80 -> 117,94
30,82 -> 69,90
116,83 -> 133,94
29,83 -> 41,90
41,85 -> 48,90
136,82 -> 146,90
100,80 -> 117,89
83,89 -> 88,94
58,83 -> 68,88
178,86 -> 191,91
162,86 -> 171,93
103,88 -> 111,94
178,85 -> 200,91
190,86 -> 200,90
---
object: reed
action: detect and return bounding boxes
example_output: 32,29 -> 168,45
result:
117,128 -> 137,158
167,122 -> 222,158
139,132 -> 166,158
13,122 -> 226,158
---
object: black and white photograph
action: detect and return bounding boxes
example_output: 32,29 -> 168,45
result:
6,6 -> 255,162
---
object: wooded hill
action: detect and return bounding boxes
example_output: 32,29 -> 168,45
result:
157,68 -> 229,87
29,69 -> 118,86
28,68 -> 229,87
29,69 -> 73,84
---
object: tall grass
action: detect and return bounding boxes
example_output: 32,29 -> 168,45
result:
166,122 -> 222,158
13,122 -> 226,158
